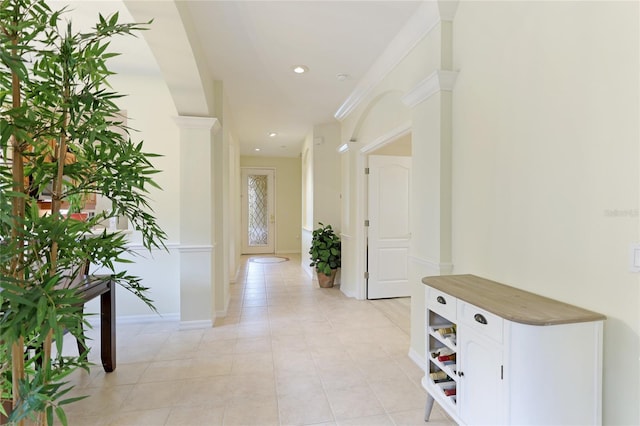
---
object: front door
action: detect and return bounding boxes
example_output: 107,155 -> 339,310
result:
241,168 -> 275,254
366,155 -> 411,299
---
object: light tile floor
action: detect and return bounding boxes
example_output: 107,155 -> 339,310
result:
62,254 -> 454,425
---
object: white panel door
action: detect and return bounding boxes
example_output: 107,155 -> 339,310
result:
367,155 -> 411,299
241,168 -> 275,254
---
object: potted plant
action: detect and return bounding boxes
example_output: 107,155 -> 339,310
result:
309,223 -> 341,288
0,2 -> 164,424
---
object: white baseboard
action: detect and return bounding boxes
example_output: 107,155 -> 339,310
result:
179,319 -> 213,330
216,293 -> 231,317
340,286 -> 357,299
84,313 -> 180,327
408,346 -> 426,372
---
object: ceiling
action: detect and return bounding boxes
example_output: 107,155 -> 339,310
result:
52,1 -> 423,157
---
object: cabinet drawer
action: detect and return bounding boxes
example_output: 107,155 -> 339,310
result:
458,301 -> 503,343
427,287 -> 457,320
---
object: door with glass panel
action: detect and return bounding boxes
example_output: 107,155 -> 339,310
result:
241,168 -> 275,254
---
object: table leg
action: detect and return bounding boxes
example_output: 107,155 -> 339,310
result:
100,279 -> 116,372
424,394 -> 435,422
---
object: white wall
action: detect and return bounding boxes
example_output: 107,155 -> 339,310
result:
339,1 -> 639,424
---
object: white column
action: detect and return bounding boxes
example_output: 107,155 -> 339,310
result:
175,116 -> 220,328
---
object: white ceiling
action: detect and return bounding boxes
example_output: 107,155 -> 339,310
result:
51,0 -> 423,157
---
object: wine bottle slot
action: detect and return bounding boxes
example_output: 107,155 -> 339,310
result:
429,371 -> 448,381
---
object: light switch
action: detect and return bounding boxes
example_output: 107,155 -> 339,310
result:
630,244 -> 640,272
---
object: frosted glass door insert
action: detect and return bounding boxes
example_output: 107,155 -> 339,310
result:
248,175 -> 268,245
241,168 -> 275,254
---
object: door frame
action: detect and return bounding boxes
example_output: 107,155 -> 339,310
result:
240,167 -> 276,254
355,122 -> 412,300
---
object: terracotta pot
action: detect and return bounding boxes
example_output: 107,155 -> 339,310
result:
69,212 -> 88,221
316,269 -> 337,288
0,399 -> 13,423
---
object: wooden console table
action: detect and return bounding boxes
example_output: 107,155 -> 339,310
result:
75,275 -> 116,372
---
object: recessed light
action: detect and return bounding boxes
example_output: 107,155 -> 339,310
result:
254,148 -> 261,152
268,132 -> 277,138
292,65 -> 308,74
336,73 -> 350,81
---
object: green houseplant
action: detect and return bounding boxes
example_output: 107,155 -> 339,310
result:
0,1 -> 165,424
309,223 -> 341,288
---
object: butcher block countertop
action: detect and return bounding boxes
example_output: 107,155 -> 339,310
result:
422,274 -> 606,326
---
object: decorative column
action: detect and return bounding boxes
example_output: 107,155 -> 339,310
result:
175,116 -> 220,328
402,69 -> 458,276
400,6 -> 458,365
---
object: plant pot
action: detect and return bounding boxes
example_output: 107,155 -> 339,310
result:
69,212 -> 88,221
0,399 -> 13,423
317,269 -> 337,288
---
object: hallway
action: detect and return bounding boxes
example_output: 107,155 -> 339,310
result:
63,255 -> 453,425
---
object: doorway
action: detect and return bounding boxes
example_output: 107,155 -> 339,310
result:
363,132 -> 412,299
241,168 -> 275,254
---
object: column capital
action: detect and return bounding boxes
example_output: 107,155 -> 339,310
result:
174,116 -> 221,134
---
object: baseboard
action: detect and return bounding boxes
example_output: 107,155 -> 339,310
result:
179,319 -> 213,330
340,286 -> 357,299
216,293 -> 231,317
408,346 -> 426,372
85,313 -> 180,327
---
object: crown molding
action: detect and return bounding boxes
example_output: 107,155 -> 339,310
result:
402,70 -> 458,108
334,0 -> 459,121
173,116 -> 221,134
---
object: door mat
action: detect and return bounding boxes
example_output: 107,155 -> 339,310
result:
249,256 -> 289,264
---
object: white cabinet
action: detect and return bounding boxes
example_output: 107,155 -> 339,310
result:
422,274 -> 605,425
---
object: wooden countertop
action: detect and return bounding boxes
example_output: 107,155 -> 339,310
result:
422,274 -> 606,326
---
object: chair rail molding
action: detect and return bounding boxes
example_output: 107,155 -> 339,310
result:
402,70 -> 459,108
409,255 -> 453,275
177,244 -> 215,253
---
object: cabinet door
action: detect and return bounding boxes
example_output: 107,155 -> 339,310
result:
458,327 -> 503,425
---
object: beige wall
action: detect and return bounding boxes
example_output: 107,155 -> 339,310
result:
312,123 -> 342,231
240,156 -> 302,254
339,1 -> 639,424
452,3 -> 639,423
85,72 -> 182,318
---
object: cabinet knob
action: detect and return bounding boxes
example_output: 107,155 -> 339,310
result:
458,371 -> 464,377
436,296 -> 446,305
474,313 -> 487,325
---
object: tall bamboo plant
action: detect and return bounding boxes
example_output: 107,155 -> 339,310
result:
0,0 -> 165,424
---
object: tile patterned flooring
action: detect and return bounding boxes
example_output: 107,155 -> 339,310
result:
63,254 -> 454,425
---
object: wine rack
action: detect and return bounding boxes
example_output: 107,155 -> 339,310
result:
426,308 -> 458,409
